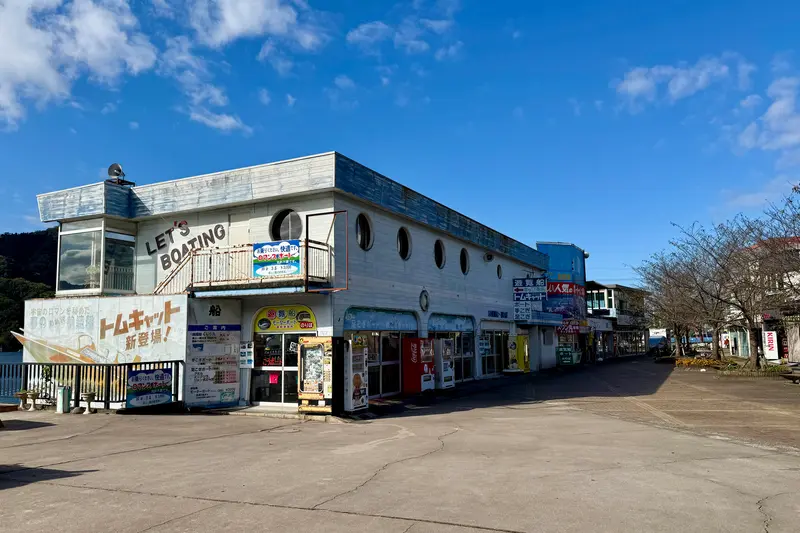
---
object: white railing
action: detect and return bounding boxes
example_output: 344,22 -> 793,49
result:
154,241 -> 331,295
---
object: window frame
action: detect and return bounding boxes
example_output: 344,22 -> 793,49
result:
355,213 -> 373,251
270,209 -> 303,241
397,227 -> 412,260
460,248 -> 470,275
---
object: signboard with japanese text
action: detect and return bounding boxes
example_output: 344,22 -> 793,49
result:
22,296 -> 188,364
252,240 -> 301,278
185,324 -> 241,408
254,305 -> 317,333
763,330 -> 780,361
512,277 -> 547,322
543,282 -> 587,321
126,368 -> 173,408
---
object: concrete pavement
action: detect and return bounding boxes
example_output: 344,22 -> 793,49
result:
2,359 -> 800,532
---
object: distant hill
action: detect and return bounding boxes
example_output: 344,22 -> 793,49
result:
0,228 -> 58,288
0,228 -> 57,351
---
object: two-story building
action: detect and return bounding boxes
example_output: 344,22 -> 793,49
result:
20,152 -> 570,410
586,282 -> 648,356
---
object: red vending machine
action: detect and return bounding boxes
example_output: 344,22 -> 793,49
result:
402,338 -> 435,394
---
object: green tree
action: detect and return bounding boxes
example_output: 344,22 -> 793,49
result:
0,278 -> 53,351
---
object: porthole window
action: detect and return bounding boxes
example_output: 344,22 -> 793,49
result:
397,227 -> 412,260
460,248 -> 469,275
355,214 -> 373,250
271,209 -> 302,240
497,264 -> 503,279
434,239 -> 446,269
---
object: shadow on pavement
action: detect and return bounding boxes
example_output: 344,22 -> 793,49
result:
0,419 -> 56,431
0,465 -> 97,490
364,354 -> 673,420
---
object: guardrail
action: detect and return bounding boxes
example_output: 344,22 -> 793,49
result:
0,361 -> 182,411
155,240 -> 332,295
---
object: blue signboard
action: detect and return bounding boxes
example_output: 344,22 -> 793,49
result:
126,368 -> 172,409
252,240 -> 301,278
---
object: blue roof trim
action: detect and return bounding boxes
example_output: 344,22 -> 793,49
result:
334,154 -> 548,270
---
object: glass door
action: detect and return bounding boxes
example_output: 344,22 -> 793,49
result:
251,333 -> 308,404
380,333 -> 402,397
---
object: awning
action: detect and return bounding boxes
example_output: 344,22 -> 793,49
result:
428,314 -> 474,332
343,307 -> 418,332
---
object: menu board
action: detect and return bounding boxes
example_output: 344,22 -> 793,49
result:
185,325 -> 241,407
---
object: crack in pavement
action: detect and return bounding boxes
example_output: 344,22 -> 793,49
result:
756,491 -> 792,533
312,427 -> 460,510
2,477 -> 526,533
135,502 -> 224,533
0,421 -> 304,476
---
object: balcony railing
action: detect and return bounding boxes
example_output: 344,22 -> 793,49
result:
154,240 -> 332,295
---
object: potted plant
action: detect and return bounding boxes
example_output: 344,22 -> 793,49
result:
81,392 -> 96,414
14,389 -> 28,410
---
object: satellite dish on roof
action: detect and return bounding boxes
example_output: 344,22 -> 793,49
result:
105,163 -> 135,187
108,163 -> 125,179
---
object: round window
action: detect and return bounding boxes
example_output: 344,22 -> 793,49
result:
397,227 -> 411,260
355,213 -> 373,251
434,239 -> 446,269
271,209 -> 302,240
497,264 -> 503,279
460,248 -> 469,275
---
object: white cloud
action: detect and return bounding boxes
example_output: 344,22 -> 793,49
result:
257,41 -> 294,76
614,56 -> 732,112
129,120 -> 138,130
151,0 -> 176,18
286,93 -> 296,107
738,122 -> 759,149
434,40 -> 462,61
421,18 -> 452,33
756,77 -> 800,152
258,88 -> 271,105
188,107 -> 252,134
737,60 -> 757,90
160,36 -> 228,107
334,75 -> 355,90
346,21 -> 392,50
723,176 -> 796,209
740,94 -> 763,108
101,101 -> 117,114
394,18 -> 429,54
772,52 -> 793,73
568,98 -> 582,116
0,0 -> 156,128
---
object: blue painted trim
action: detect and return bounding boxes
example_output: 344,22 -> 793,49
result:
427,314 -> 475,332
192,287 -> 305,298
343,307 -> 418,331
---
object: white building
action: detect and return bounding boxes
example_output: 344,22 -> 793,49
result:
30,152 -> 565,409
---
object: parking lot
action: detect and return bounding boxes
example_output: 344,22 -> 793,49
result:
2,358 -> 800,533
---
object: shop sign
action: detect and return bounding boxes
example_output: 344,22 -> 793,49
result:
763,330 -> 779,361
185,324 -> 241,408
557,346 -> 573,365
783,315 -> 800,324
588,318 -> 612,332
547,282 -> 586,297
22,295 -> 187,364
513,277 -> 547,321
126,368 -> 172,408
343,308 -> 418,332
254,305 -> 317,333
252,240 -> 301,278
478,336 -> 491,356
487,310 -> 509,319
557,325 -> 581,334
239,341 -> 254,368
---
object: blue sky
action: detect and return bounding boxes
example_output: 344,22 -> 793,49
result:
2,0 -> 800,284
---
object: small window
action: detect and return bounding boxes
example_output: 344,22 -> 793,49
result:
497,264 -> 503,279
460,248 -> 469,275
397,227 -> 411,260
271,209 -> 302,240
434,239 -> 446,269
355,214 -> 373,251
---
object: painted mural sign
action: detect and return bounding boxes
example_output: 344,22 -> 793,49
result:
252,240 -> 301,278
21,296 -> 188,364
543,282 -> 587,321
126,368 -> 173,408
185,324 -> 241,408
254,305 -> 317,333
145,221 -> 227,272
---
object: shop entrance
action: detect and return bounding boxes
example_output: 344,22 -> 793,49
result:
347,331 -> 415,398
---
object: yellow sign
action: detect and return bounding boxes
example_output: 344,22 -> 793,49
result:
254,305 -> 317,333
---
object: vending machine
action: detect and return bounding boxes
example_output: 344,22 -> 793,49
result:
298,337 -> 344,414
402,338 -> 435,394
433,338 -> 455,389
344,340 -> 368,413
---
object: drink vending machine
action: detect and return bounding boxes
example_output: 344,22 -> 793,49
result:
402,338 -> 435,394
344,340 -> 368,413
433,338 -> 455,389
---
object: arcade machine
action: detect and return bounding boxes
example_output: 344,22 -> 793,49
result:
433,338 -> 455,389
402,338 -> 435,394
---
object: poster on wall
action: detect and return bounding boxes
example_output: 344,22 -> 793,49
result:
253,240 -> 301,278
239,341 -> 254,368
126,368 -> 173,408
254,305 -> 317,333
20,295 -> 188,364
185,324 -> 241,408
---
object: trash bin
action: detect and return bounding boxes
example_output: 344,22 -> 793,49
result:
56,386 -> 71,414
